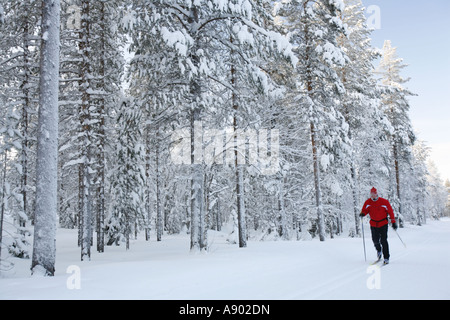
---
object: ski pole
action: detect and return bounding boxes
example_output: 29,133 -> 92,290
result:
361,217 -> 367,262
394,228 -> 407,248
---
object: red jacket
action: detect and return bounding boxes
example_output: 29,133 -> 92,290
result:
361,197 -> 396,228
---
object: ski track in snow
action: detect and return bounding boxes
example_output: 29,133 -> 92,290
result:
1,219 -> 450,300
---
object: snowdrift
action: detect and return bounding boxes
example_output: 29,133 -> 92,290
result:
1,218 -> 450,300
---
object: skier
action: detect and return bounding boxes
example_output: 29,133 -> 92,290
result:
360,187 -> 398,265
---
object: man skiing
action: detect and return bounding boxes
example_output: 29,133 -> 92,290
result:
360,187 -> 398,265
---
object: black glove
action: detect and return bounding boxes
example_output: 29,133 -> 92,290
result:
392,222 -> 398,230
359,213 -> 365,218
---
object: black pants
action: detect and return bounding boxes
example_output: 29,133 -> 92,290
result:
371,224 -> 390,259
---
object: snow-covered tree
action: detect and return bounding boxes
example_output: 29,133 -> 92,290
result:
127,0 -> 295,250
0,3 -> 3,25
336,0 -> 388,235
31,0 -> 60,276
89,0 -> 126,252
0,1 -> 38,266
107,99 -> 146,249
426,161 -> 447,220
0,108 -> 24,265
0,0 -> 41,227
279,0 -> 349,241
445,179 -> 450,218
125,0 -> 185,242
57,0 -> 126,257
378,40 -> 416,225
408,138 -> 430,225
77,0 -> 95,261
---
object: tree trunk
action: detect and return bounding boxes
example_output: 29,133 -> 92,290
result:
96,0 -> 106,253
393,141 -> 403,227
190,113 -> 206,251
189,7 -> 207,252
310,120 -> 325,241
230,37 -> 247,248
236,166 -> 246,247
20,5 -> 30,227
278,175 -> 289,240
350,163 -> 361,236
31,0 -> 60,276
156,126 -> 163,241
80,0 -> 92,261
0,152 -> 7,265
304,16 -> 325,241
145,118 -> 152,241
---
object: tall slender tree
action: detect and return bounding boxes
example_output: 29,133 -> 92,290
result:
78,0 -> 94,261
0,0 -> 41,227
31,0 -> 60,276
280,0 -> 348,241
108,99 -> 145,249
378,40 -> 416,225
337,0 -> 385,235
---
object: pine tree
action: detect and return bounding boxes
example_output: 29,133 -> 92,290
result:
337,0 -> 385,235
17,1 -> 40,226
0,3 -> 3,25
31,0 -> 60,276
125,0 -> 183,242
0,0 -> 41,227
57,0 -> 125,256
409,138 -> 430,225
378,40 -> 416,225
89,0 -> 126,252
426,161 -> 447,219
280,0 -> 348,241
0,108 -> 23,265
107,99 -> 145,249
58,0 -> 84,231
78,0 -> 94,261
127,0 -> 295,250
445,179 -> 450,218
0,0 -> 40,265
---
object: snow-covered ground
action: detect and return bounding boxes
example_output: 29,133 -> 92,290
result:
1,218 -> 450,300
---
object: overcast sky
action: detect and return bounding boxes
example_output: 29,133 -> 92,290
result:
364,0 -> 450,183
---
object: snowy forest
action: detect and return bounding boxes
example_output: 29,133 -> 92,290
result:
0,0 -> 448,276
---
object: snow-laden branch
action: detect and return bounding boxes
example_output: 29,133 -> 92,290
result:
240,18 -> 298,67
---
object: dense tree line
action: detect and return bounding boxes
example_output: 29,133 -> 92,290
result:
0,0 -> 447,275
